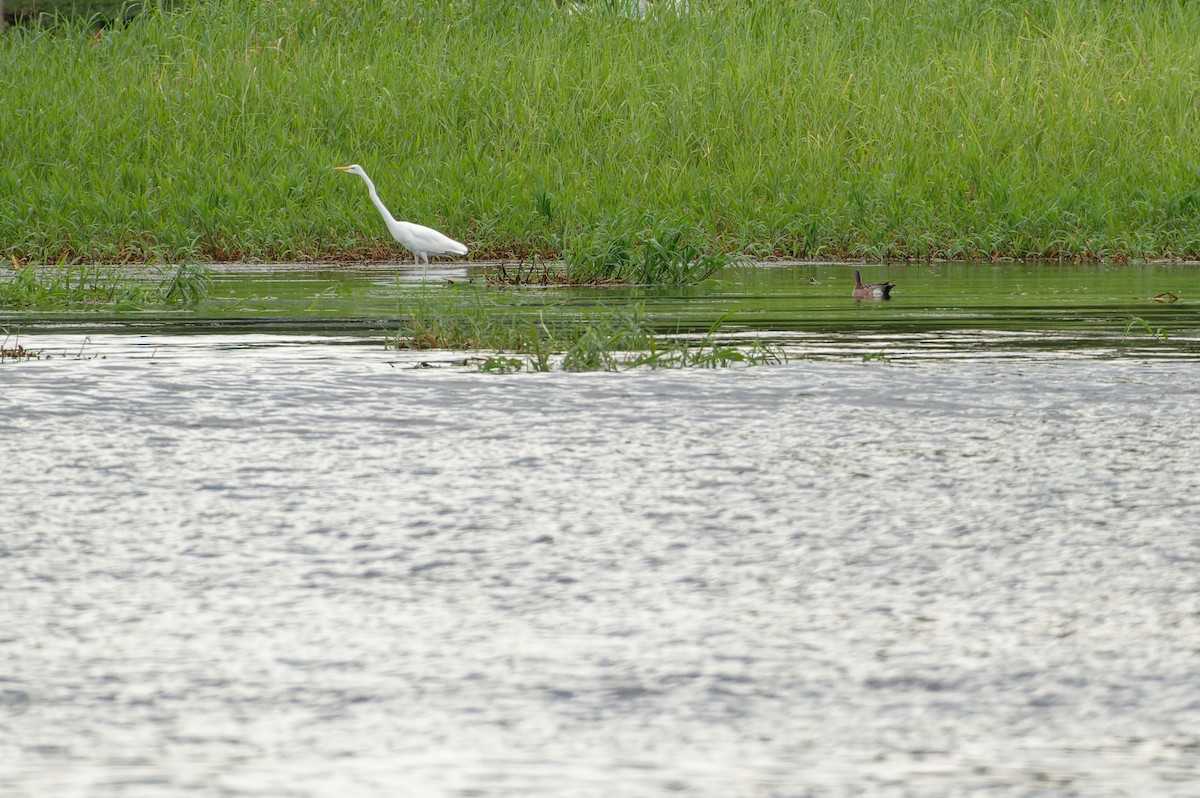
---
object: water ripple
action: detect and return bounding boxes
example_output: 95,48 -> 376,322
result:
2,338 -> 1198,796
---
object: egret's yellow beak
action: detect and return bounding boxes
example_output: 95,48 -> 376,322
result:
333,166 -> 353,172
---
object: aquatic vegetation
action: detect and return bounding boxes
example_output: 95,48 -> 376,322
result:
4,1 -> 1200,262
487,259 -> 579,287
0,263 -> 211,308
388,293 -> 540,352
474,355 -> 526,373
0,264 -> 155,308
0,343 -> 40,362
1122,316 -> 1169,344
493,235 -> 739,287
387,292 -> 783,372
0,328 -> 42,362
162,263 -> 213,305
562,219 -> 735,285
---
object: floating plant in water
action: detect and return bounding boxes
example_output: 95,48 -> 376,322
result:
0,264 -> 211,310
385,295 -> 783,372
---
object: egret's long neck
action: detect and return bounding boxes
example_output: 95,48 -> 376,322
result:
358,171 -> 397,226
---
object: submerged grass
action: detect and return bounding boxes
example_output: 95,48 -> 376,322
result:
387,291 -> 784,372
0,263 -> 211,308
4,0 -> 1200,262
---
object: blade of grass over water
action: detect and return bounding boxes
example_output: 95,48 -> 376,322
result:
3,0 -> 1200,264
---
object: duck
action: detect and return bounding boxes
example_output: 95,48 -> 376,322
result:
852,270 -> 895,301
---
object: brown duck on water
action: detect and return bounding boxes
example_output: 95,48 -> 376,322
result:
852,270 -> 895,300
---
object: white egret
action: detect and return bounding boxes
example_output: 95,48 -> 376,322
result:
852,269 -> 895,301
333,164 -> 468,269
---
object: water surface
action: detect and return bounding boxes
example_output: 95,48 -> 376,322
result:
6,260 -> 1200,349
2,263 -> 1199,796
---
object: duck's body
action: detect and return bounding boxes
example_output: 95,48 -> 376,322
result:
334,164 -> 468,266
853,269 -> 895,300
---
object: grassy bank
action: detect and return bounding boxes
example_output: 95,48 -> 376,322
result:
3,0 -> 1200,264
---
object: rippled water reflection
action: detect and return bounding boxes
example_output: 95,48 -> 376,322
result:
3,331 -> 1199,796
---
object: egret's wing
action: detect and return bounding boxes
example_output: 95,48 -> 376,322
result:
404,222 -> 468,256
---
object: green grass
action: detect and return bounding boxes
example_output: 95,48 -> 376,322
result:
0,263 -> 211,308
560,217 -> 736,283
5,0 -> 159,22
1121,315 -> 1169,344
388,291 -> 784,371
3,0 -> 1200,264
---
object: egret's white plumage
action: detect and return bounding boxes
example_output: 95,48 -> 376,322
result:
334,164 -> 468,267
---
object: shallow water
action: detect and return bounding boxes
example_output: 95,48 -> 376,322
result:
2,264 -> 1200,796
6,260 -> 1200,346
